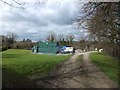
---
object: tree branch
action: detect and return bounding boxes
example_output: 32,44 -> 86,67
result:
0,0 -> 25,9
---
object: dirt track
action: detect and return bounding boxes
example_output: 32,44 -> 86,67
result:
36,50 -> 118,88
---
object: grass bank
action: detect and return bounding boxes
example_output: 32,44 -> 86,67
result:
2,49 -> 71,88
90,52 -> 118,83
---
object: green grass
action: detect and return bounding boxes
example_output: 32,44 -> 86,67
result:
2,49 -> 71,88
90,52 -> 118,83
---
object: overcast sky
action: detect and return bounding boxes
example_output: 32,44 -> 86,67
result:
0,0 -> 87,42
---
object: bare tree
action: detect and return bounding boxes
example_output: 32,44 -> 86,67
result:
46,32 -> 57,42
66,34 -> 74,46
0,0 -> 47,9
66,34 -> 74,41
6,32 -> 17,48
58,34 -> 64,42
76,2 -> 120,58
0,0 -> 25,9
0,35 -> 9,51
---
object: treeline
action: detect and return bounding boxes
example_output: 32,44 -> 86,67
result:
77,2 -> 120,58
0,33 -> 36,51
0,32 -> 77,51
12,39 -> 36,50
46,32 -> 75,46
1,32 -> 101,52
45,32 -> 94,51
0,33 -> 17,51
0,32 -> 99,52
1,32 -> 89,51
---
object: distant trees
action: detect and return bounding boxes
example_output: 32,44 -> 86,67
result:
46,32 -> 76,47
0,32 -> 17,51
57,34 -> 66,46
79,39 -> 86,50
0,35 -> 8,51
1,31 -> 77,51
0,32 -> 35,51
12,39 -> 34,49
6,32 -> 17,48
66,34 -> 75,46
58,34 -> 64,42
47,32 -> 57,42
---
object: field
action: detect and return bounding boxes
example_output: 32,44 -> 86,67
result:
2,49 -> 71,88
90,52 -> 118,83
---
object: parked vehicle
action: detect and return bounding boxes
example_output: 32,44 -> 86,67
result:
59,46 -> 74,54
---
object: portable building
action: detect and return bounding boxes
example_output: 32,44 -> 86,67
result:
32,41 -> 57,54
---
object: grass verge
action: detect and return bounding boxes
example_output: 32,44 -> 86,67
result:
90,52 -> 118,83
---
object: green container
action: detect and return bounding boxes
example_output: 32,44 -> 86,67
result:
32,42 -> 57,54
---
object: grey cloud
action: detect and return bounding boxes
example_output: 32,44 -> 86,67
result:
0,1 -> 84,41
3,11 -> 48,27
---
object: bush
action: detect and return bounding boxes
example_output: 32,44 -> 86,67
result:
1,45 -> 8,51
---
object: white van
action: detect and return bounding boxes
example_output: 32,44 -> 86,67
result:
60,46 -> 74,53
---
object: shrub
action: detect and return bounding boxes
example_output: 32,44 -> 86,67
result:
1,45 -> 8,51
